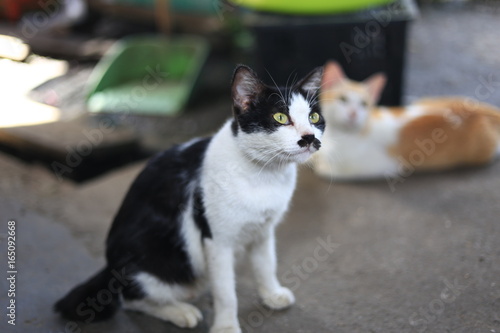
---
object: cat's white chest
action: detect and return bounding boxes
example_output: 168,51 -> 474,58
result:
336,133 -> 396,177
202,165 -> 296,245
237,166 -> 296,219
201,122 -> 297,243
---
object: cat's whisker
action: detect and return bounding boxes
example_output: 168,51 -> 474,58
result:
270,92 -> 287,108
323,152 -> 338,193
287,73 -> 299,106
305,84 -> 320,107
308,89 -> 327,106
266,69 -> 287,110
242,145 -> 285,170
307,94 -> 322,109
257,151 -> 284,176
285,72 -> 297,103
303,158 -> 314,171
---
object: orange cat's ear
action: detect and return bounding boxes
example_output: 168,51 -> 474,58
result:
364,73 -> 387,104
322,61 -> 345,90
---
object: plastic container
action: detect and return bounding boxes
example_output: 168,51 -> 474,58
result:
232,0 -> 394,15
86,35 -> 209,115
243,0 -> 417,106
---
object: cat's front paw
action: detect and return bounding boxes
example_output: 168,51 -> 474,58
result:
209,325 -> 242,333
164,303 -> 203,328
261,286 -> 295,310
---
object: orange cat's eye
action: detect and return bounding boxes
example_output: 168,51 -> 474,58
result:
338,95 -> 348,103
361,100 -> 369,108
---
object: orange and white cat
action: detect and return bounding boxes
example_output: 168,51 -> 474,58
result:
313,61 -> 500,186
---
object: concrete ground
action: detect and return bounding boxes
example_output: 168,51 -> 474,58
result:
1,3 -> 500,333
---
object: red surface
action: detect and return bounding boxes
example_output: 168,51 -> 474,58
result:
0,0 -> 49,21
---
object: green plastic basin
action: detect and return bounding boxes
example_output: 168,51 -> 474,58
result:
86,35 -> 209,116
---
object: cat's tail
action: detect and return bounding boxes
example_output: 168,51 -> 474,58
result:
54,267 -> 121,323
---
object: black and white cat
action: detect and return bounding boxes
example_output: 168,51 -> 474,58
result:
55,65 -> 324,333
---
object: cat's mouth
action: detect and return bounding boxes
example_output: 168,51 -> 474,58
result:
340,117 -> 363,131
289,145 -> 320,162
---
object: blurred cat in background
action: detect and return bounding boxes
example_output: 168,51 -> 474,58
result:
313,61 -> 500,183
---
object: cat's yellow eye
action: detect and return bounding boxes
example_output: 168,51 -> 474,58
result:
339,95 -> 348,103
361,100 -> 369,108
309,112 -> 321,124
273,112 -> 289,125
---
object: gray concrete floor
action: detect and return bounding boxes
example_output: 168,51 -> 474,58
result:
2,3 -> 500,333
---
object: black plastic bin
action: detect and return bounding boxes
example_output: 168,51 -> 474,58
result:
242,0 -> 418,106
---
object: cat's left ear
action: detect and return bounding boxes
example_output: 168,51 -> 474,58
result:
232,65 -> 265,114
364,73 -> 387,104
297,67 -> 324,94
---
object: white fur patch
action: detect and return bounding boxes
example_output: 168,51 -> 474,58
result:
133,272 -> 201,303
289,93 -> 313,134
181,195 -> 207,277
124,299 -> 202,328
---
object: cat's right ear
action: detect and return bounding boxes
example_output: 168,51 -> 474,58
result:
364,73 -> 387,104
322,61 -> 345,90
231,65 -> 265,114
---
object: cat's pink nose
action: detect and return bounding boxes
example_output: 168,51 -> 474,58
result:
349,111 -> 357,120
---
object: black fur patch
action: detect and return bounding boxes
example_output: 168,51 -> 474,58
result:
307,99 -> 326,134
235,88 -> 325,136
105,137 -> 212,287
54,268 -> 122,322
54,138 -> 212,322
297,88 -> 326,135
193,186 -> 212,239
231,119 -> 239,136
236,87 -> 294,134
231,65 -> 324,136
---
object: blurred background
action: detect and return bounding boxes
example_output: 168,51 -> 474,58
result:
0,0 -> 498,182
1,0 -> 417,182
1,1 -> 500,332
